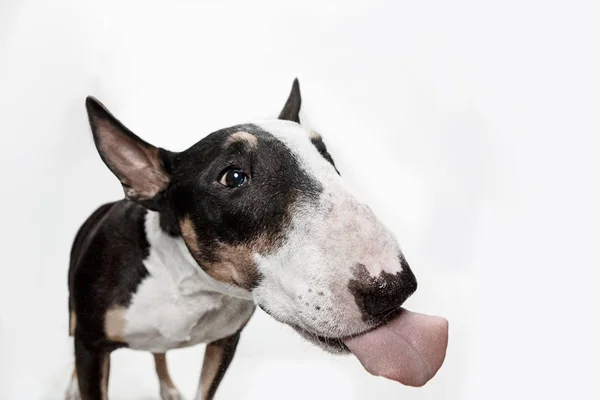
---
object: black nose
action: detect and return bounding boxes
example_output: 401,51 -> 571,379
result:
349,256 -> 418,320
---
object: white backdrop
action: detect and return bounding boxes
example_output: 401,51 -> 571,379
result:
1,0 -> 599,399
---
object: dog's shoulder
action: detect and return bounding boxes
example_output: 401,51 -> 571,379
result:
69,200 -> 151,316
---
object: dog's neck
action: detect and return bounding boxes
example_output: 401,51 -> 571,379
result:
145,210 -> 253,301
157,207 -> 181,237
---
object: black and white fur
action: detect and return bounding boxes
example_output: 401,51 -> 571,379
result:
66,79 -> 417,400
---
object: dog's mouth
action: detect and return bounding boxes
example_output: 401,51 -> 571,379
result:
266,306 -> 449,387
290,325 -> 350,353
289,307 -> 406,354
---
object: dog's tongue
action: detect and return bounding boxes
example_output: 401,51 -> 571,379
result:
343,308 -> 449,387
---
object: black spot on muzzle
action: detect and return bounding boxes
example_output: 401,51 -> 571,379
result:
348,255 -> 418,323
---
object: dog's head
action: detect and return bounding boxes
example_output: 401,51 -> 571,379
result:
85,80 -> 417,353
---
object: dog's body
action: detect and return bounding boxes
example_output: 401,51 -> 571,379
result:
66,80 -> 447,400
67,200 -> 255,400
69,204 -> 254,352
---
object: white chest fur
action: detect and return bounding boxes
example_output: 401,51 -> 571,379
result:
121,211 -> 255,353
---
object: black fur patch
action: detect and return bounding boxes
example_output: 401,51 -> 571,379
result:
69,201 -> 150,343
170,124 -> 322,264
310,135 -> 339,174
159,207 -> 181,236
348,255 -> 418,323
278,78 -> 301,123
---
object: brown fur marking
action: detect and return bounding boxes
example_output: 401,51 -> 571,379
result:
200,344 -> 225,400
180,215 -> 265,290
69,311 -> 77,336
153,353 -> 176,389
224,131 -> 258,148
180,217 -> 201,255
104,307 -> 127,342
205,242 -> 264,290
101,353 -> 110,400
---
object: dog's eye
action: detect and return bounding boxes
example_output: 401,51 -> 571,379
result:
219,169 -> 249,187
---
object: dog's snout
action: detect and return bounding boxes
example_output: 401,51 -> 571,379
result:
349,256 -> 417,320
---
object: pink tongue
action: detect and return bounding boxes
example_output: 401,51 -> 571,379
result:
343,308 -> 449,387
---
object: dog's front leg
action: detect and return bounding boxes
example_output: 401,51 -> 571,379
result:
74,337 -> 111,400
194,332 -> 241,400
153,352 -> 183,400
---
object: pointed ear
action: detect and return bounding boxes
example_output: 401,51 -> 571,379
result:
85,97 -> 171,208
278,78 -> 301,123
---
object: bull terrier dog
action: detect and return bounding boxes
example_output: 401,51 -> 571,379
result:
66,79 -> 449,400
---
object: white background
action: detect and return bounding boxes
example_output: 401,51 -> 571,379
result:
1,0 -> 599,399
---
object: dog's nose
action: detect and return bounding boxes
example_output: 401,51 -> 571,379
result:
349,256 -> 418,318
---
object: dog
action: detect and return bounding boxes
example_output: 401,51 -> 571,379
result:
66,79 -> 449,400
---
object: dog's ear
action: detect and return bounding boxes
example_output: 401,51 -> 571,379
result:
278,78 -> 301,123
85,97 -> 171,209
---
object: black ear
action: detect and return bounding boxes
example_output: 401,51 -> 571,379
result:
278,78 -> 301,123
85,97 -> 171,209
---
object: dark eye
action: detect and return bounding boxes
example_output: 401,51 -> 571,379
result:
219,169 -> 249,187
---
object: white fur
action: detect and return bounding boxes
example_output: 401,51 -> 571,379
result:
252,121 -> 404,337
121,211 -> 255,353
256,120 -> 337,182
159,382 -> 182,400
64,375 -> 81,400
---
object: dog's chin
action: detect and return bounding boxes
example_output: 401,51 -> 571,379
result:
291,326 -> 350,354
259,305 -> 350,353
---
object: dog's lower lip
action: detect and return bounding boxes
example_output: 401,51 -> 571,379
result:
291,312 -> 403,351
331,306 -> 405,341
288,325 -> 349,351
259,304 -> 402,350
354,306 -> 405,336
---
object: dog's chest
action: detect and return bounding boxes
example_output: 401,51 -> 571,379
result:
121,212 -> 255,353
123,277 -> 254,352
